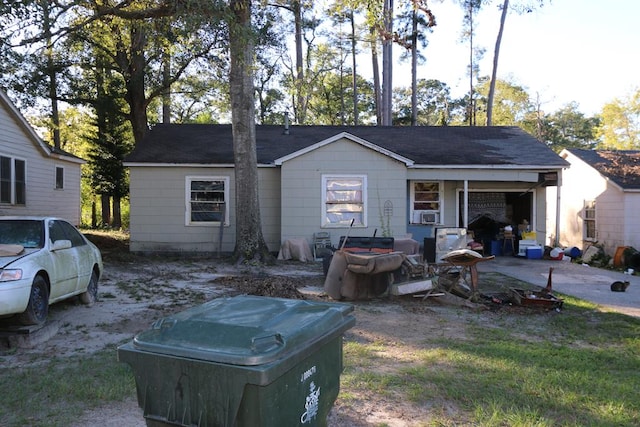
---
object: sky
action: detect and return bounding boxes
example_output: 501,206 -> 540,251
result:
393,0 -> 640,116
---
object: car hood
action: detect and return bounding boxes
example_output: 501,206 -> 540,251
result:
0,248 -> 42,268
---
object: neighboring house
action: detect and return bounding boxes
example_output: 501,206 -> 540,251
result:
547,149 -> 640,256
123,124 -> 569,255
0,89 -> 84,224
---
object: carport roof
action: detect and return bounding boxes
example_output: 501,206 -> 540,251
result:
125,124 -> 568,168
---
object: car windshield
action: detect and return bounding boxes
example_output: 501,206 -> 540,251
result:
0,220 -> 45,248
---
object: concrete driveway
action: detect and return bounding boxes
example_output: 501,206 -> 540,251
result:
478,255 -> 640,318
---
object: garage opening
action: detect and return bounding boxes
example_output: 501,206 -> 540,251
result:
459,191 -> 533,247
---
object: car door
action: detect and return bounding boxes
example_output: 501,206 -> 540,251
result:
56,220 -> 93,293
47,220 -> 80,300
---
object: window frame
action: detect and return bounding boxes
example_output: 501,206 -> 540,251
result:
0,155 -> 26,205
321,174 -> 367,228
582,199 -> 596,241
185,176 -> 229,226
409,181 -> 442,224
55,165 -> 64,190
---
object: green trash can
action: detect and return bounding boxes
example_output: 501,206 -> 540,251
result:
118,295 -> 355,427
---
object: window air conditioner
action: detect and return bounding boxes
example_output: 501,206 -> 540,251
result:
420,212 -> 439,224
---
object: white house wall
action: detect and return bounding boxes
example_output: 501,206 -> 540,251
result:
0,99 -> 82,224
622,193 -> 640,249
279,138 -> 408,249
128,166 -> 281,253
548,151 -> 640,256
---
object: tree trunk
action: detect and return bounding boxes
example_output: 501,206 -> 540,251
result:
468,0 -> 474,126
411,10 -> 418,126
162,50 -> 171,123
486,0 -> 509,126
381,0 -> 393,126
370,28 -> 382,125
229,0 -> 272,263
100,194 -> 111,226
351,10 -> 358,126
112,196 -> 122,228
293,0 -> 307,124
125,24 -> 150,144
92,200 -> 97,228
41,0 -> 61,148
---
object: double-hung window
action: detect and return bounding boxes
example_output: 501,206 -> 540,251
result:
410,181 -> 441,224
0,155 -> 26,205
583,199 -> 596,241
322,175 -> 366,227
186,176 -> 229,225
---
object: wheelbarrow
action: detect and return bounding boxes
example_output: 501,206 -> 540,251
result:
439,249 -> 495,300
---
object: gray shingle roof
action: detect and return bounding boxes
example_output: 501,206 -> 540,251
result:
125,124 -> 568,168
568,149 -> 640,190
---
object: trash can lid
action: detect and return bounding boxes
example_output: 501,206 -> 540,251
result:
132,295 -> 355,365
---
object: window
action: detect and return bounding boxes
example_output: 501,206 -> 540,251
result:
186,176 -> 229,225
0,155 -> 26,205
583,199 -> 596,241
410,181 -> 441,224
322,175 -> 366,227
49,219 -> 86,247
55,166 -> 64,189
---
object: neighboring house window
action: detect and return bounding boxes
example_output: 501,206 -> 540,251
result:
55,166 -> 64,189
583,200 -> 596,241
322,175 -> 367,227
410,181 -> 441,224
0,155 -> 26,205
186,176 -> 229,225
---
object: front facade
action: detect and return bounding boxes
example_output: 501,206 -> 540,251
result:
0,90 -> 84,224
547,149 -> 640,256
124,125 -> 568,255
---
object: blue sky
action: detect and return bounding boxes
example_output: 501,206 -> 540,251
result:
401,0 -> 640,116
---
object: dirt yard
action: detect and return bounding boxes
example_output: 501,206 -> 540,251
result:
1,244 -> 550,426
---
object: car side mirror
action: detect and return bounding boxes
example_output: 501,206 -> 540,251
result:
51,239 -> 72,251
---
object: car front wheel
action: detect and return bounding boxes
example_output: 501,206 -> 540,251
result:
79,270 -> 99,305
17,275 -> 49,326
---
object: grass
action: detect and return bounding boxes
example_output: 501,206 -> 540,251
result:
1,231 -> 638,426
0,348 -> 135,426
2,300 -> 639,427
340,299 -> 640,426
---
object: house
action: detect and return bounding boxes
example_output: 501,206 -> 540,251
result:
547,149 -> 640,257
0,89 -> 84,224
123,124 -> 569,256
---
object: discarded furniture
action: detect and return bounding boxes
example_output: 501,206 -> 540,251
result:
312,231 -> 332,261
324,250 -> 405,300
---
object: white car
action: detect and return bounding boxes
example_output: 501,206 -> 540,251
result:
0,216 -> 103,326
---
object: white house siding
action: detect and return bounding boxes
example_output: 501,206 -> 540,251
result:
0,96 -> 82,224
622,193 -> 640,250
255,167 -> 281,252
546,151 -> 636,256
596,184 -> 626,255
128,166 -> 281,253
279,138 -> 408,249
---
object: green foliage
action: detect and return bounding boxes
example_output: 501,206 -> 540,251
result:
84,70 -> 133,200
539,102 -> 600,152
394,79 -> 458,125
475,76 -> 536,126
596,88 -> 640,149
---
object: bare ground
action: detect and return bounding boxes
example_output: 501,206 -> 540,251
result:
1,248 -> 549,426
